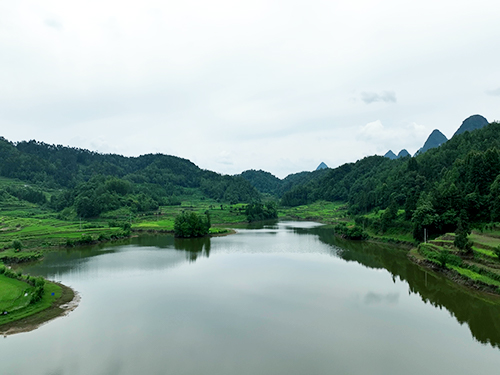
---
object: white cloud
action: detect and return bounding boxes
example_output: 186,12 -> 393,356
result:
360,91 -> 397,104
0,0 -> 499,178
486,88 -> 500,96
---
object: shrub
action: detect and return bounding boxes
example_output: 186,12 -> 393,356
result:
98,233 -> 110,241
334,223 -> 368,240
12,239 -> 23,252
79,234 -> 93,244
30,286 -> 44,305
438,249 -> 450,268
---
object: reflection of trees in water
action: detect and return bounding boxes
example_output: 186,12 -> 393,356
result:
241,219 -> 279,230
174,237 -> 211,262
132,234 -> 212,262
310,226 -> 500,349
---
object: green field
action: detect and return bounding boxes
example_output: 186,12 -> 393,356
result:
279,201 -> 349,223
0,274 -> 33,312
0,276 -> 64,326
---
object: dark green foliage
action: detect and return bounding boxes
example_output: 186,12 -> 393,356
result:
240,170 -> 282,195
174,212 -> 211,238
12,239 -> 23,252
334,223 -> 368,240
0,138 -> 262,217
276,121 -> 500,241
438,249 -> 450,268
494,246 -> 500,259
245,202 -> 278,222
412,195 -> 439,241
200,175 -> 260,204
30,286 -> 45,305
454,220 -> 472,253
0,265 -> 46,304
380,198 -> 398,233
280,185 -> 313,207
5,185 -> 47,205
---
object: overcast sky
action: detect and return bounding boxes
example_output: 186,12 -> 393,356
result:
1,0 -> 499,178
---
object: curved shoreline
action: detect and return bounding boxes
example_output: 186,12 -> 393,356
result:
0,282 -> 78,336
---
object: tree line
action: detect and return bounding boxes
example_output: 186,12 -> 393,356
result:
280,121 -> 500,241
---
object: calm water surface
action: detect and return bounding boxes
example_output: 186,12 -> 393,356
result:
2,221 -> 500,375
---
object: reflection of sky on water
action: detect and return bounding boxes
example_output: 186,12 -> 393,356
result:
3,222 -> 500,375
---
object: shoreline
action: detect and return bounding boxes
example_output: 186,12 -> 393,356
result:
282,215 -> 500,297
0,282 -> 78,336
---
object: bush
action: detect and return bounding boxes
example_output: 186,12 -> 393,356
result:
438,249 -> 450,268
98,233 -> 110,241
12,239 -> 23,252
30,286 -> 44,305
334,223 -> 368,240
79,234 -> 93,244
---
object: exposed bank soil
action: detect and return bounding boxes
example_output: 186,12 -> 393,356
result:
0,282 -> 79,336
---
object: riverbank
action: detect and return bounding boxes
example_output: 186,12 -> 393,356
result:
279,202 -> 500,296
0,281 -> 77,335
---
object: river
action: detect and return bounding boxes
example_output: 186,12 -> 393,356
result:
2,221 -> 500,374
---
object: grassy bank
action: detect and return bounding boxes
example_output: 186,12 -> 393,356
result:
0,275 -> 75,333
280,202 -> 500,295
410,230 -> 500,294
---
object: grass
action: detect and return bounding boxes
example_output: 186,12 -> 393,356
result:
472,246 -> 497,258
279,201 -> 349,223
0,279 -> 63,326
469,233 -> 500,248
0,274 -> 33,312
449,265 -> 500,289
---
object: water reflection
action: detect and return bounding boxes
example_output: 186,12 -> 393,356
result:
16,222 -> 500,351
174,237 -> 211,261
307,226 -> 500,348
128,234 -> 211,261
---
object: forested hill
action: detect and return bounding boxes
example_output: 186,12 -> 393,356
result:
238,168 -> 329,197
0,137 -> 260,217
281,121 -> 500,240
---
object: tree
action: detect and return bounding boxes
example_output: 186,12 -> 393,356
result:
412,195 -> 439,241
245,202 -> 278,222
454,219 -> 473,254
380,198 -> 398,233
174,212 -> 211,238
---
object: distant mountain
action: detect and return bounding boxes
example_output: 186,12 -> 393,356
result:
453,114 -> 488,137
397,149 -> 410,158
384,150 -> 397,160
415,129 -> 448,156
316,162 -> 328,170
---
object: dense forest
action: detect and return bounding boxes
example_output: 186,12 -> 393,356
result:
0,137 -> 260,218
277,121 -> 500,240
1,119 -> 499,241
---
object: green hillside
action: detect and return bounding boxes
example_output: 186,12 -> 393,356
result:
0,138 -> 261,221
280,121 -> 500,241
